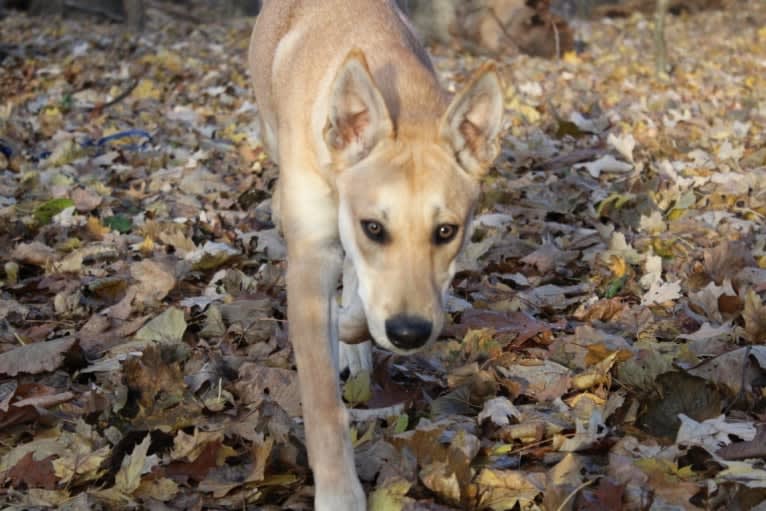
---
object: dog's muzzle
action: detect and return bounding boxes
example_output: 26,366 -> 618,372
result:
384,314 -> 432,350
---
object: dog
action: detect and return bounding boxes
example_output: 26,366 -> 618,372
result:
248,1 -> 504,508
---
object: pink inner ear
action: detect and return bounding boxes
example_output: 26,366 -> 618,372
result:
459,119 -> 483,155
335,110 -> 371,150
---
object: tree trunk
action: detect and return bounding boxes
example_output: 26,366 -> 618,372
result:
124,0 -> 145,30
654,0 -> 669,75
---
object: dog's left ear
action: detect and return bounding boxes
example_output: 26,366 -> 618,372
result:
324,49 -> 394,167
441,64 -> 504,177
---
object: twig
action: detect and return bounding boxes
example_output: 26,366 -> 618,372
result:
487,7 -> 518,49
552,20 -> 561,60
89,78 -> 139,113
555,477 -> 598,511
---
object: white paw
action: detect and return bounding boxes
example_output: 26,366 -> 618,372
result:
338,341 -> 373,375
315,480 -> 366,511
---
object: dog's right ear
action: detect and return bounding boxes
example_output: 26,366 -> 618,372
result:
323,49 -> 394,167
440,63 -> 504,178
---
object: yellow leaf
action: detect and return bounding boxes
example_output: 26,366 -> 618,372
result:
42,105 -> 62,118
114,433 -> 154,494
133,79 -> 163,101
504,96 -> 541,123
368,478 -> 413,511
152,50 -> 184,74
343,370 -> 372,406
87,216 -> 110,238
608,255 -> 627,278
221,123 -> 248,144
562,51 -> 580,64
53,445 -> 110,484
474,468 -> 543,511
138,235 -> 155,255
635,458 -> 696,481
420,461 -> 461,503
135,477 -> 179,501
351,421 -> 376,448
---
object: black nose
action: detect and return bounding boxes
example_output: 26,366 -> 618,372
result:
385,315 -> 432,350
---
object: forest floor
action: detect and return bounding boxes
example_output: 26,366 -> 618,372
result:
0,2 -> 766,510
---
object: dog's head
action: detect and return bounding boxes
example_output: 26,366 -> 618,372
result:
324,50 -> 504,354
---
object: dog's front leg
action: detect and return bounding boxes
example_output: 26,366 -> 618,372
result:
286,244 -> 366,510
339,256 -> 373,375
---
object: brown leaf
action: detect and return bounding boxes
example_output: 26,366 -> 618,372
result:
6,452 -> 58,490
0,337 -> 78,377
164,441 -> 221,482
123,344 -> 186,411
742,290 -> 766,344
579,478 -> 626,511
71,187 -> 103,212
520,241 -> 578,274
703,241 -> 754,284
130,260 -> 177,304
235,363 -> 302,417
451,309 -> 553,343
573,297 -> 629,322
716,426 -> 766,460
10,241 -> 58,266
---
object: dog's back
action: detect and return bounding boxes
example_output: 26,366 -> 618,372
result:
250,0 -> 449,158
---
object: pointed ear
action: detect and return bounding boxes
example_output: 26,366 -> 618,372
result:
323,49 -> 394,166
440,64 -> 504,177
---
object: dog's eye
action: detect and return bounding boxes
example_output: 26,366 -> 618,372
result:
361,220 -> 388,243
434,224 -> 459,244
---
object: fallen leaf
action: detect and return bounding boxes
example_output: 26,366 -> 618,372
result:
641,280 -> 682,306
343,370 -> 372,406
574,154 -> 633,178
474,468 -> 544,511
477,397 -> 521,426
236,363 -> 302,417
6,452 -> 57,489
742,290 -> 766,344
0,337 -> 78,376
133,307 -> 187,343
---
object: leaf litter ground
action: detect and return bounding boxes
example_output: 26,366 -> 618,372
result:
1,3 -> 766,510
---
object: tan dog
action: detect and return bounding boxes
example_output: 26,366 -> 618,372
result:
249,1 -> 504,508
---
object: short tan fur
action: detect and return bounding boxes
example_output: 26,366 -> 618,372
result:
249,1 -> 504,509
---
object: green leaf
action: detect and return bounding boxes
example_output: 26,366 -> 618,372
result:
59,94 -> 73,111
104,214 -> 133,233
34,198 -> 75,225
604,275 -> 627,298
343,370 -> 372,406
596,193 -> 636,217
393,414 -> 409,434
555,119 -> 587,139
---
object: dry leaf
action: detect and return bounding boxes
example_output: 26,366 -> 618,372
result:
0,337 -> 78,377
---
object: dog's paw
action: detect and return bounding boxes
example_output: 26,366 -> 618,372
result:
338,341 -> 373,375
315,481 -> 367,511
